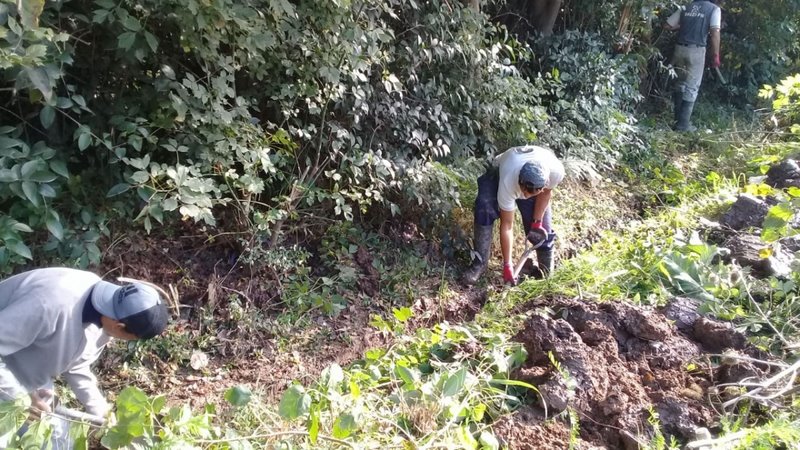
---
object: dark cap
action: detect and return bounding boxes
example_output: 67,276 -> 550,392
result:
91,281 -> 169,339
518,161 -> 549,189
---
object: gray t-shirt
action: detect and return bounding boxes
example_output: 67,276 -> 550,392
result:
0,268 -> 111,416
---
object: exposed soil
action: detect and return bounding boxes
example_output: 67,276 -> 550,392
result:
90,178 -> 664,432
497,296 -> 763,450
96,229 -> 391,406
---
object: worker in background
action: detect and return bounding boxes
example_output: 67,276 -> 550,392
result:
664,0 -> 722,132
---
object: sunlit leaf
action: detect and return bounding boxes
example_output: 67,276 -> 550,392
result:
442,368 -> 467,397
278,385 -> 310,420
224,386 -> 252,407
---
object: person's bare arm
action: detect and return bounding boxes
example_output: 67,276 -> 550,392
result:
533,189 -> 552,224
499,209 -> 515,265
664,9 -> 681,30
709,28 -> 721,60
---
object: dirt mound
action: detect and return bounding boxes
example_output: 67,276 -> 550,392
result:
498,298 -> 728,449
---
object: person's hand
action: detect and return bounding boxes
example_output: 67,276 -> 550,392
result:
527,228 -> 547,247
503,263 -> 515,285
531,220 -> 544,231
29,389 -> 53,419
710,53 -> 720,68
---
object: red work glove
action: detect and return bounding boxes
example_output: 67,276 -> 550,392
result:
710,53 -> 720,68
503,262 -> 515,285
531,220 -> 544,231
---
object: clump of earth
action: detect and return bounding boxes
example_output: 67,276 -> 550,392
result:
494,297 -> 763,449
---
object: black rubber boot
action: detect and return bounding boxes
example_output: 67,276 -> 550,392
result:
519,258 -> 543,280
462,224 -> 493,286
536,247 -> 554,277
672,91 -> 683,115
675,100 -> 697,132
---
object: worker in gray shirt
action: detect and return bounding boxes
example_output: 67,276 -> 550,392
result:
0,268 -> 169,419
665,0 -> 722,131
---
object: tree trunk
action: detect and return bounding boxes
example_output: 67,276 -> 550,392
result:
468,0 -> 480,11
532,0 -> 561,36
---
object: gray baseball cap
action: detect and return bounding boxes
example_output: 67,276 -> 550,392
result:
519,161 -> 549,189
91,281 -> 168,339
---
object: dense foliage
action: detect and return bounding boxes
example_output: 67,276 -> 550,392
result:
1,0 -> 799,273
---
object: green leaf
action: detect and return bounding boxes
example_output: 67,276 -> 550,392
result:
29,170 -> 57,183
78,132 -> 91,151
102,387 -> 152,448
107,183 -> 131,197
308,407 -> 320,444
39,106 -> 56,129
224,386 -> 252,407
39,184 -> 56,198
0,169 -> 18,183
332,413 -> 356,439
10,222 -> 33,233
21,160 -> 41,179
46,211 -> 64,241
394,365 -> 418,386
120,15 -> 141,31
322,364 -> 344,390
22,181 -> 40,206
50,160 -> 69,178
130,170 -> 150,184
782,185 -> 800,198
278,385 -> 310,420
392,307 -> 413,323
0,137 -> 21,150
25,67 -> 52,102
72,95 -> 87,108
92,8 -> 111,23
56,97 -> 73,108
161,65 -> 176,80
118,31 -> 136,51
19,0 -> 45,28
144,31 -> 158,52
162,197 -> 178,211
472,403 -> 487,422
442,367 -> 467,397
5,240 -> 32,259
365,348 -> 385,360
179,204 -> 200,217
768,202 -> 794,221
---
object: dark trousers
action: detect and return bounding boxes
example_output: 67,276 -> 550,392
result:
473,168 -> 555,249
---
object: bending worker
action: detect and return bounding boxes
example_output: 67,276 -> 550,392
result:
664,0 -> 722,132
463,145 -> 564,285
0,268 -> 169,418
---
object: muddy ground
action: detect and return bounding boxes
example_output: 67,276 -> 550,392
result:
94,178 -> 641,407
493,297 -> 766,449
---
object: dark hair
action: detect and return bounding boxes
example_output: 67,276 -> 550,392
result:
120,303 -> 169,339
520,181 -> 541,194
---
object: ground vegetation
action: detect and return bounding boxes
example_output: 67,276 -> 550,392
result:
1,0 -> 800,448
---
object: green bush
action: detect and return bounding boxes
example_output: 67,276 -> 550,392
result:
525,31 -> 647,169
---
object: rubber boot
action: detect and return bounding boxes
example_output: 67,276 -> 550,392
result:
675,100 -> 697,132
672,91 -> 683,114
519,258 -> 542,280
536,247 -> 554,278
462,224 -> 493,286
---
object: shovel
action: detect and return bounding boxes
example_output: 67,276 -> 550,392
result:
52,405 -> 106,427
512,228 -> 548,281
